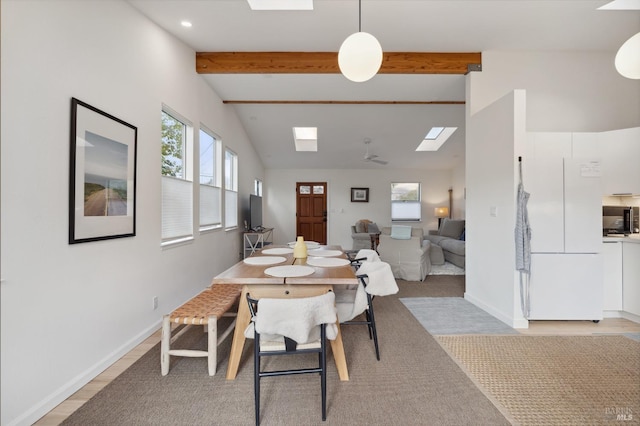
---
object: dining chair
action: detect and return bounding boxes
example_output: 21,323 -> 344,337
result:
335,261 -> 398,360
244,291 -> 338,425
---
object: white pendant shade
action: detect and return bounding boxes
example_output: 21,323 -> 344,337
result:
615,32 -> 640,80
338,32 -> 383,82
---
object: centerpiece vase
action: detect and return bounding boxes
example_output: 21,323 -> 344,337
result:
293,236 -> 307,259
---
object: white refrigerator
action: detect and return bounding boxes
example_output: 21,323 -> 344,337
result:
525,157 -> 603,321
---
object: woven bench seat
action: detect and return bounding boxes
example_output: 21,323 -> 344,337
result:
161,283 -> 242,376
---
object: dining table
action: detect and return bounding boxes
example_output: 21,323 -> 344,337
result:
212,244 -> 357,381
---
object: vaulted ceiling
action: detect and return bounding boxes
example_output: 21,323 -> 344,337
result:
127,0 -> 639,170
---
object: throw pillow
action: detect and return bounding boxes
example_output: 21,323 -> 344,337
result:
367,223 -> 380,234
355,221 -> 367,233
439,219 -> 465,239
390,225 -> 412,240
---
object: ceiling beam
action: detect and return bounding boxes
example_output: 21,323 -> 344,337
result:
222,100 -> 465,105
196,52 -> 481,75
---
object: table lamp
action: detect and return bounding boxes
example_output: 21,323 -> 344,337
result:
435,207 -> 449,228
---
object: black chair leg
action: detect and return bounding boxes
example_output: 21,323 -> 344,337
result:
321,326 -> 327,421
254,334 -> 260,426
367,295 -> 380,361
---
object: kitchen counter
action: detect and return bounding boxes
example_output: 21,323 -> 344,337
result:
603,235 -> 640,244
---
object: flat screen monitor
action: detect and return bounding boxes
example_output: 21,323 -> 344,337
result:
250,194 -> 262,230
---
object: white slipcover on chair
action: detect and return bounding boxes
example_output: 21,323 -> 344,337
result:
377,226 -> 431,281
334,261 -> 398,360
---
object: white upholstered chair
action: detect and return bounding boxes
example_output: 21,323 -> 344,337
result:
377,225 -> 431,281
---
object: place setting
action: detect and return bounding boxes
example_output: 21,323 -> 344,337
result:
264,265 -> 315,277
243,256 -> 287,266
306,257 -> 351,267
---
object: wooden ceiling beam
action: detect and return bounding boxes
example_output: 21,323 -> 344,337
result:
222,100 -> 464,105
196,52 -> 481,75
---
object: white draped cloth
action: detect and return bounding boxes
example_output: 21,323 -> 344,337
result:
244,292 -> 338,343
335,261 -> 398,323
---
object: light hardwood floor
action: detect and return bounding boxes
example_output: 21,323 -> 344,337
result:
34,318 -> 640,425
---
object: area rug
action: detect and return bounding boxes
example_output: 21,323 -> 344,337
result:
437,335 -> 640,425
400,297 -> 519,335
61,282 -> 510,425
430,261 -> 465,275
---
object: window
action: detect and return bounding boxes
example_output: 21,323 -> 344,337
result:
161,108 -> 193,243
199,128 -> 222,231
224,149 -> 238,229
391,182 -> 421,221
254,179 -> 262,196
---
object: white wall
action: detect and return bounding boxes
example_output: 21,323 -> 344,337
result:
464,51 -> 640,328
470,51 -> 640,132
0,1 -> 263,425
465,90 -> 527,328
265,168 -> 461,249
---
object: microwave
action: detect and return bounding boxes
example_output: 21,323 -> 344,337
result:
603,206 -> 639,235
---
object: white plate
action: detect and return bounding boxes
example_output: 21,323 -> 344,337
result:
243,256 -> 286,266
306,249 -> 342,257
287,241 -> 320,248
306,257 -> 350,267
264,265 -> 315,277
262,247 -> 294,255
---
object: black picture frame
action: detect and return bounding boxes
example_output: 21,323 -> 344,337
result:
69,98 -> 137,244
351,187 -> 369,202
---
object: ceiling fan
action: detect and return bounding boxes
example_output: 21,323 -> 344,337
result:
363,139 -> 388,165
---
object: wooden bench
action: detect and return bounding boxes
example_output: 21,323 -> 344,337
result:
161,283 -> 242,376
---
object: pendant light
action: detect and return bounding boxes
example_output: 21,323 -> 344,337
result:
338,0 -> 383,82
615,32 -> 640,80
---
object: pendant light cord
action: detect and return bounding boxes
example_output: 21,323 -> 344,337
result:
358,0 -> 362,32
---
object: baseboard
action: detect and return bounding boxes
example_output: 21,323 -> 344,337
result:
9,320 -> 162,426
621,311 -> 640,324
463,293 -> 527,329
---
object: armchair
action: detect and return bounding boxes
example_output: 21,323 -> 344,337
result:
377,226 -> 431,281
350,219 -> 380,251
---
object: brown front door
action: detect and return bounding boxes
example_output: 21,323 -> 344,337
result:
296,182 -> 327,244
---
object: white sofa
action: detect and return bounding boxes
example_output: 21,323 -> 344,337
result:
377,226 -> 431,281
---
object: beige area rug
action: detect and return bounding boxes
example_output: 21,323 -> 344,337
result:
437,335 -> 640,425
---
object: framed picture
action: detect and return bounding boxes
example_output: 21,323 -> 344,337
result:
351,187 -> 369,202
69,98 -> 137,244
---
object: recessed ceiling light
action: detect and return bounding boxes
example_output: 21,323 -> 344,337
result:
416,127 -> 457,151
293,127 -> 317,151
247,0 -> 313,10
181,21 -> 192,28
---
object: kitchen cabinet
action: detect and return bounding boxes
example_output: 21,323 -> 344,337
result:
597,127 -> 640,195
602,241 -> 623,311
622,242 -> 640,316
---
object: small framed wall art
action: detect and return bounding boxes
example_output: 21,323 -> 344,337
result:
69,98 -> 137,244
351,187 -> 369,202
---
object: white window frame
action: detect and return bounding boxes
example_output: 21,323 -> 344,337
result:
161,107 -> 194,245
224,148 -> 239,230
391,182 -> 422,222
199,126 -> 222,232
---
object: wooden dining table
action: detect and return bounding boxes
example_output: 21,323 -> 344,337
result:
212,245 -> 357,381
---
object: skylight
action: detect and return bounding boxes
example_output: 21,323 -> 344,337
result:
416,127 -> 457,151
293,127 -> 318,151
597,0 -> 640,10
247,0 -> 313,10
